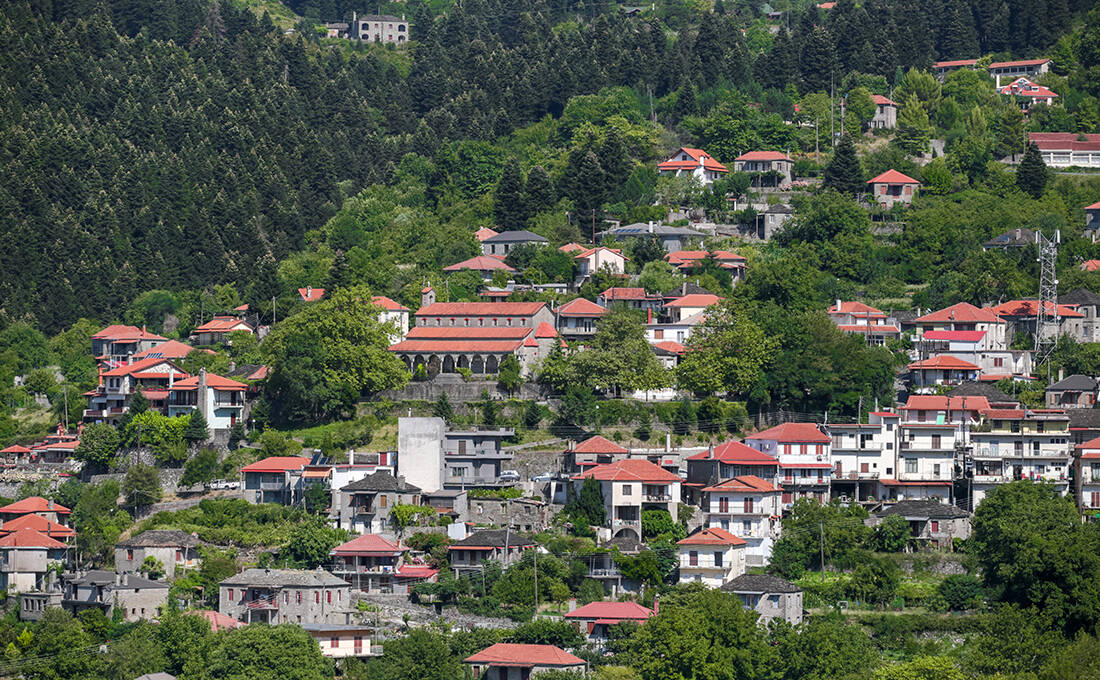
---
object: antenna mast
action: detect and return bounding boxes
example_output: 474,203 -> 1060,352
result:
1035,229 -> 1060,370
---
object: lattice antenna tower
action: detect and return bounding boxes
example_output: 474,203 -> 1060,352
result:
1035,229 -> 1060,369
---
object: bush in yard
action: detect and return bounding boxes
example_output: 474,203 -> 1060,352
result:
938,574 -> 984,611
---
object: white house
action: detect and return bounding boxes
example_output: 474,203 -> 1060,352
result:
969,407 -> 1072,507
676,527 -> 746,587
573,459 -> 682,541
1076,436 -> 1100,512
372,295 -> 410,341
574,247 -> 627,278
657,147 -> 729,186
167,370 -> 248,431
745,423 -> 832,506
988,58 -> 1051,88
663,294 -> 723,323
700,475 -> 783,567
828,412 -> 902,502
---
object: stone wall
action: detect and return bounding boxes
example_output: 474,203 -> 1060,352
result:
378,378 -> 548,403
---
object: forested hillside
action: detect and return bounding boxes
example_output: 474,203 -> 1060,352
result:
2,0 -> 1098,332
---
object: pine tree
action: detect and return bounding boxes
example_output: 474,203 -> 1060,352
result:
326,251 -> 352,292
184,410 -> 210,445
893,93 -> 932,156
1016,143 -> 1049,199
525,165 -> 556,214
493,158 -> 528,230
564,149 -> 608,222
823,135 -> 864,195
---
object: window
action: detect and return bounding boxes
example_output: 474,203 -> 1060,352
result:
718,497 -> 729,513
932,434 -> 941,449
930,521 -> 940,532
743,520 -> 751,533
1092,492 -> 1100,508
994,357 -> 1004,368
622,484 -> 632,496
783,444 -> 791,455
284,592 -> 288,603
354,636 -> 363,654
654,329 -> 664,339
331,637 -> 339,648
228,588 -> 234,600
315,592 -> 320,604
380,495 -> 387,508
176,549 -> 182,562
327,591 -> 332,604
713,551 -> 723,567
905,459 -> 917,474
127,549 -> 134,560
689,551 -> 698,566
743,498 -> 754,513
297,592 -> 302,604
933,464 -> 941,477
800,444 -> 807,455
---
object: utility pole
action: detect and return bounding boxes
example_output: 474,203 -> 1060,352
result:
503,502 -> 511,567
63,385 -> 68,432
819,521 -> 826,582
272,296 -> 277,326
830,74 -> 835,147
591,209 -> 596,245
533,547 -> 539,615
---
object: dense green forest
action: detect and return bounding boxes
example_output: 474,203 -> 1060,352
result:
2,0 -> 1100,333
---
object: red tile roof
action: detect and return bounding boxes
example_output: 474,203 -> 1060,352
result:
600,287 -> 651,301
837,325 -> 901,334
170,373 -> 248,391
331,534 -> 403,555
921,330 -> 986,342
102,357 -> 185,378
523,336 -> 538,347
867,169 -> 920,185
443,256 -> 516,272
1030,133 -> 1100,152
989,58 -> 1051,69
677,526 -> 745,546
999,77 -> 1058,99
735,151 -> 792,162
557,298 -> 607,317
658,147 -> 729,173
372,295 -> 410,312
195,316 -> 254,333
535,322 -> 558,338
0,514 -> 75,538
465,643 -> 585,668
901,395 -> 991,411
665,250 -> 746,266
564,601 -> 654,621
239,456 -> 310,473
746,423 -> 830,444
872,95 -> 898,106
653,341 -> 687,354
189,610 -> 245,631
298,287 -> 325,302
0,528 -> 68,549
397,565 -> 439,578
133,340 -> 198,359
389,340 -> 523,353
817,1 -> 835,7
475,227 -> 500,241
907,355 -> 980,371
92,324 -> 168,341
686,441 -> 779,464
416,302 -> 546,317
1077,436 -> 1100,450
1,445 -> 32,454
573,459 -> 681,482
702,475 -> 781,493
916,302 -> 1001,324
934,59 -> 979,68
1085,201 -> 1100,211
571,435 -> 628,455
828,301 -> 885,317
665,294 -> 723,308
982,408 -> 1026,419
1082,260 -> 1100,272
989,300 -> 1083,318
574,247 -> 627,260
0,497 -> 70,515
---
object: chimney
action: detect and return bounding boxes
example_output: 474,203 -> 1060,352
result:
648,221 -> 655,233
228,361 -> 236,373
115,572 -> 121,586
48,500 -> 54,510
665,431 -> 671,452
835,298 -> 842,312
122,573 -> 129,587
646,308 -> 652,324
306,285 -> 313,299
653,594 -> 659,614
568,598 -> 577,612
1059,367 -> 1064,382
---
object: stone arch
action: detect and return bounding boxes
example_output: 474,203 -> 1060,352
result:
457,355 -> 470,370
442,355 -> 456,373
485,355 -> 499,374
427,355 -> 442,376
614,527 -> 640,541
471,356 -> 485,374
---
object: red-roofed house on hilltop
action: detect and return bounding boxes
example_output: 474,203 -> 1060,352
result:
699,475 -> 783,566
167,369 -> 248,430
870,94 -> 898,129
677,527 -> 746,587
565,600 -> 654,643
464,643 -> 587,679
746,424 -> 831,505
1029,132 -> 1100,168
91,325 -> 168,365
657,147 -> 729,186
241,456 -> 311,504
574,459 -> 682,540
908,355 -> 980,388
867,169 -> 920,208
733,151 -> 793,188
597,287 -> 664,313
914,302 -> 1009,350
827,300 -> 900,345
999,77 -> 1058,110
555,297 -> 607,343
192,316 -> 254,346
988,58 -> 1051,88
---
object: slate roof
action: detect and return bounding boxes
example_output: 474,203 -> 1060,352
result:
721,573 -> 801,594
340,470 -> 421,494
1068,409 -> 1100,430
449,529 -> 534,549
875,500 -> 970,520
68,570 -> 169,589
482,230 -> 549,244
1047,374 -> 1098,391
948,382 -> 1016,404
220,568 -> 348,588
117,530 -> 200,549
604,536 -> 644,553
983,228 -> 1035,249
1059,288 -> 1100,307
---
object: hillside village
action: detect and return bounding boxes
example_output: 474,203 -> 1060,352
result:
3,0 -> 1100,678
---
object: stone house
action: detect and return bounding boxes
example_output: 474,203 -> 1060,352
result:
62,570 -> 169,622
866,169 -> 920,208
733,151 -> 793,188
467,496 -> 549,533
241,455 -> 311,505
219,568 -> 352,625
722,573 -> 803,625
871,500 -> 971,548
331,470 -> 421,534
481,230 -> 548,257
1045,374 -> 1098,409
349,12 -> 407,43
114,530 -> 201,579
1059,288 -> 1100,342
870,95 -> 898,129
0,497 -> 71,525
447,529 -> 534,576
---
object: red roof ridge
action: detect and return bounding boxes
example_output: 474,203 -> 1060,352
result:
465,643 -> 585,667
867,169 -> 920,185
571,435 -> 628,454
240,456 -> 311,473
677,526 -> 746,546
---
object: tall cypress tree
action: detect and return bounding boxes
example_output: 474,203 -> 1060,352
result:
823,135 -> 864,195
525,165 -> 556,214
493,158 -> 527,230
1016,143 -> 1049,199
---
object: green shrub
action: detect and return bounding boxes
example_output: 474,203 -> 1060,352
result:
937,574 -> 984,611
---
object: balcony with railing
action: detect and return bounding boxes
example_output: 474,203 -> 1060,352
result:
781,476 -> 827,486
973,447 -> 1070,459
833,471 -> 881,480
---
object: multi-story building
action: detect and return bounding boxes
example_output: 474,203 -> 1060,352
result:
698,476 -> 782,567
684,441 -> 781,497
166,370 -> 248,430
348,13 -> 408,44
90,325 -> 168,365
63,570 -> 169,622
827,301 -> 901,345
988,58 -> 1052,87
572,459 -> 682,541
372,295 -> 410,342
1075,436 -> 1100,511
329,534 -> 437,595
732,151 -> 793,188
331,471 -> 421,534
442,428 -> 516,490
745,423 -> 831,505
967,407 -> 1072,508
722,574 -> 803,625
448,529 -> 534,576
828,411 -> 901,502
83,357 -> 188,424
892,396 -> 990,504
913,302 -> 1009,350
657,147 -> 729,186
114,530 -> 201,579
0,529 -> 69,592
676,527 -> 746,587
241,456 -> 311,504
555,297 -> 607,344
219,568 -> 352,625
866,170 -> 920,209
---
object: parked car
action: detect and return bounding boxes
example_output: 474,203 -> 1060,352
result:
207,479 -> 240,490
499,470 -> 521,483
531,474 -> 554,482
